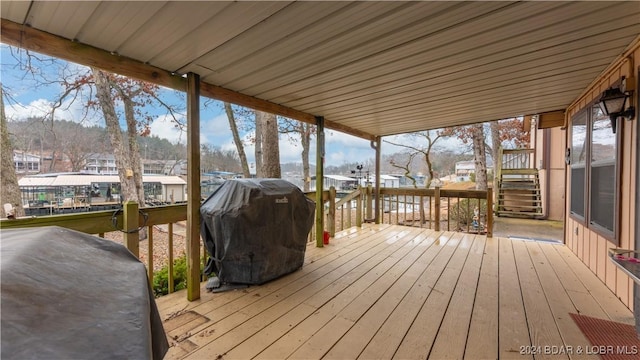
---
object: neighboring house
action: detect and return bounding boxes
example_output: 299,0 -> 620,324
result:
454,160 -> 475,181
13,151 -> 40,175
18,174 -> 187,208
369,175 -> 400,188
310,175 -> 357,191
83,153 -> 117,175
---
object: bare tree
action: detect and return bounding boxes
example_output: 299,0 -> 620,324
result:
384,130 -> 451,188
388,152 -> 419,188
470,123 -> 488,190
256,110 -> 281,178
223,102 -> 250,177
0,85 -> 24,217
280,119 -> 315,191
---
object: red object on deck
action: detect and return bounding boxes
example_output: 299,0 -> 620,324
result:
323,231 -> 330,245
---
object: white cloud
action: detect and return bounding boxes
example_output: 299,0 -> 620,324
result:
149,114 -> 185,144
5,97 -> 93,124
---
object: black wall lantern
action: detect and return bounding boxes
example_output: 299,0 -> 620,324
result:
598,83 -> 635,134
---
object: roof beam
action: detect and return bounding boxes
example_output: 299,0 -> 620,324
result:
1,19 -> 375,141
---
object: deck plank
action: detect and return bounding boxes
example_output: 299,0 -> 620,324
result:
185,227 -> 427,359
154,225 -> 636,360
464,236 -> 499,359
357,232 -> 468,360
323,232 -> 453,359
229,229 -> 438,360
539,242 -> 613,321
498,238 -> 532,359
166,225 -> 406,355
525,241 -> 593,360
512,240 -> 568,360
392,232 -> 474,359
428,235 -> 485,359
550,244 -> 634,324
284,230 -> 446,360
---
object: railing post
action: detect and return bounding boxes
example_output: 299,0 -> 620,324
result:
434,187 -> 440,232
168,222 -> 174,293
147,225 -> 153,287
122,201 -> 139,258
356,187 -> 363,227
487,188 -> 494,238
366,185 -> 373,221
328,186 -> 336,237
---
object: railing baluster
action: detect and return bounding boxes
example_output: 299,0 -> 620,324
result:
168,222 -> 174,294
147,225 -> 153,287
434,187 -> 440,232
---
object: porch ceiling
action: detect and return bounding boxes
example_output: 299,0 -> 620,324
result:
2,1 -> 640,139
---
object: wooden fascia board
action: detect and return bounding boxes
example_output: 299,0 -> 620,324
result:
537,110 -> 566,129
1,19 -> 375,141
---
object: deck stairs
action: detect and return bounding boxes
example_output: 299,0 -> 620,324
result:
496,148 -> 543,218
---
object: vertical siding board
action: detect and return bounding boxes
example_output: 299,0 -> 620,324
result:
589,230 -> 598,272
596,235 -> 607,282
616,268 -> 630,307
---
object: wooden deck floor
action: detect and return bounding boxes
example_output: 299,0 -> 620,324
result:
155,224 -> 634,359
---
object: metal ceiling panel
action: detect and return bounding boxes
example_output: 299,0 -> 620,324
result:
1,1 -> 639,138
26,1 -> 100,40
76,1 -> 168,52
0,1 -> 31,23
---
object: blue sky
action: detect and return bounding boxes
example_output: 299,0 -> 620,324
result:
1,45 -> 462,167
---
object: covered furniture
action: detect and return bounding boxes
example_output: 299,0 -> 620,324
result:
200,179 -> 315,285
0,226 -> 168,360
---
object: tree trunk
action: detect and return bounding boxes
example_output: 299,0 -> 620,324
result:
490,121 -> 501,186
0,86 -> 25,218
300,123 -> 311,191
472,123 -> 488,190
122,96 -> 146,206
224,102 -> 250,177
254,110 -> 263,177
258,111 -> 281,178
92,68 -> 138,202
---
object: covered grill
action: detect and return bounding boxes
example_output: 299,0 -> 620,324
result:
200,179 -> 315,285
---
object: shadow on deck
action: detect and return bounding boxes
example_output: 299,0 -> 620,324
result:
155,224 -> 634,359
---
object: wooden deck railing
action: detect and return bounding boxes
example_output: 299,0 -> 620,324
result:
310,186 -> 493,238
0,202 -> 190,294
2,186 -> 493,301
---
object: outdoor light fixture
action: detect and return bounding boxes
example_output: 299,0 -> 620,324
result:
598,85 -> 635,134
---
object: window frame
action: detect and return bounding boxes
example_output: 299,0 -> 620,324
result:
568,99 -> 622,243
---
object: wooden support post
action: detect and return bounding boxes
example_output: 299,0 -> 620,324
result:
366,185 -> 373,221
487,187 -> 494,237
434,187 -> 441,231
315,116 -> 325,247
122,201 -> 139,258
147,225 -> 153,287
346,198 -> 352,228
168,222 -> 174,294
186,72 -> 201,301
373,136 -> 381,224
328,186 -> 336,237
356,187 -> 363,227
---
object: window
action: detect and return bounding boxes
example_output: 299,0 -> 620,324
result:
570,112 -> 587,219
569,104 -> 619,239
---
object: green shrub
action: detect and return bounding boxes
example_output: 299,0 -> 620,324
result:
152,254 -> 208,297
449,198 -> 488,228
153,255 -> 188,297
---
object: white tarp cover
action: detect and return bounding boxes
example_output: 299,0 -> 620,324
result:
200,179 -> 315,285
0,226 -> 169,360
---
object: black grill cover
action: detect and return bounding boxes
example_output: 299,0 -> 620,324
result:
0,226 -> 168,360
200,179 -> 315,285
